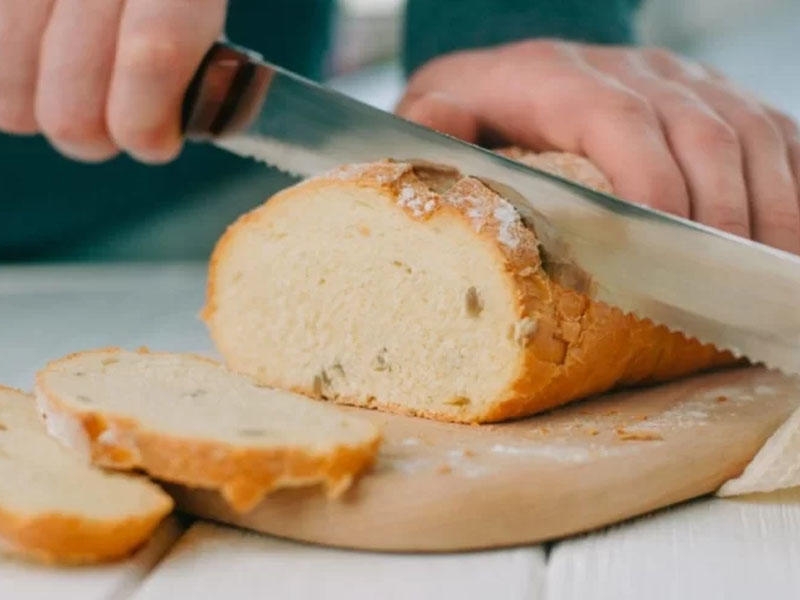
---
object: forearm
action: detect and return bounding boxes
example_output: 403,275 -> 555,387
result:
403,0 -> 642,74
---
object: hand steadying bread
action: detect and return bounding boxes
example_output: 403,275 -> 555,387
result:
204,149 -> 733,423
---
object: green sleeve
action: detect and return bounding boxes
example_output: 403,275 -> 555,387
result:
0,0 -> 333,260
224,0 -> 333,81
403,0 -> 642,75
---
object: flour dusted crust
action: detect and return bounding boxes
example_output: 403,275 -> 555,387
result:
204,152 -> 732,423
0,386 -> 173,565
35,349 -> 382,513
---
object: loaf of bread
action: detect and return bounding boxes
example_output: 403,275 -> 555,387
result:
203,153 -> 732,424
0,386 -> 172,564
35,349 -> 381,512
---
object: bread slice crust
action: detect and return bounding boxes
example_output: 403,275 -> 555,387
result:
0,385 -> 173,565
204,157 -> 732,424
35,349 -> 382,513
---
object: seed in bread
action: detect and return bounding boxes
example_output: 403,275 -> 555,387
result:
0,386 -> 172,565
35,349 -> 382,513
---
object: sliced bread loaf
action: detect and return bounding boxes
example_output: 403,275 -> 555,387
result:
35,349 -> 381,513
203,153 -> 732,424
0,386 -> 172,564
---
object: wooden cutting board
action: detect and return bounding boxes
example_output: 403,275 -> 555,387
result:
168,367 -> 800,552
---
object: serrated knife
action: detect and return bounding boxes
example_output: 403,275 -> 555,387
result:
181,42 -> 800,375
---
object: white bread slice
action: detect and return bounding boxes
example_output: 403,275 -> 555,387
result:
203,153 -> 732,424
35,349 -> 381,513
0,385 -> 172,564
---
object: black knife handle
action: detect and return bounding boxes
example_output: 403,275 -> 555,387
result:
181,42 -> 273,139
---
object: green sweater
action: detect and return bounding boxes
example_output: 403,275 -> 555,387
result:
0,0 -> 640,260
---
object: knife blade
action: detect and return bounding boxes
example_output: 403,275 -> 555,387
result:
182,42 -> 800,375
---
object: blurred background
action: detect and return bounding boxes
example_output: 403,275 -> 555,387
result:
327,0 -> 800,115
1,0 -> 798,262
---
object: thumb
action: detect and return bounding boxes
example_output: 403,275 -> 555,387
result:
396,91 -> 481,143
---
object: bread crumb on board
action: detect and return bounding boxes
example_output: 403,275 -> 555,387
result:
615,428 -> 664,442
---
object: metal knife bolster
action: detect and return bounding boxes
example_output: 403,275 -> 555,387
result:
181,42 -> 800,375
182,43 -> 269,139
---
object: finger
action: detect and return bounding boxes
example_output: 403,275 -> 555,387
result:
652,64 -> 800,253
108,0 -> 227,163
641,47 -> 711,81
577,85 -> 691,216
403,41 -> 690,215
583,47 -> 751,238
396,92 -> 481,143
764,107 -> 800,204
0,0 -> 54,134
35,0 -> 123,161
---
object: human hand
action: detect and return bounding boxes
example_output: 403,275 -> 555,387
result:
0,0 -> 227,163
397,40 -> 800,254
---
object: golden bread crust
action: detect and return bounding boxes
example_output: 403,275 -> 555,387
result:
0,506 -> 170,565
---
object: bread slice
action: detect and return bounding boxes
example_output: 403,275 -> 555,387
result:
35,349 -> 381,513
0,385 -> 172,564
203,153 -> 732,424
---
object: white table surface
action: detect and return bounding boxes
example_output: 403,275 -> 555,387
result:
1,262 -> 798,599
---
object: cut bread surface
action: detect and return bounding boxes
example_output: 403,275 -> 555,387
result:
205,154 -> 732,424
35,349 -> 381,513
0,386 -> 172,564
208,172 -> 523,420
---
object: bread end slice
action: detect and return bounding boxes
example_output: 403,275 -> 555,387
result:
35,349 -> 381,513
0,385 -> 172,565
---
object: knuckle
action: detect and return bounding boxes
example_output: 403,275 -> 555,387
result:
642,46 -> 679,67
768,107 -> 797,130
646,171 -> 690,215
117,34 -> 188,77
706,201 -> 749,236
514,38 -> 566,59
739,106 -> 772,130
689,117 -> 740,155
604,92 -> 655,123
735,105 -> 780,138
